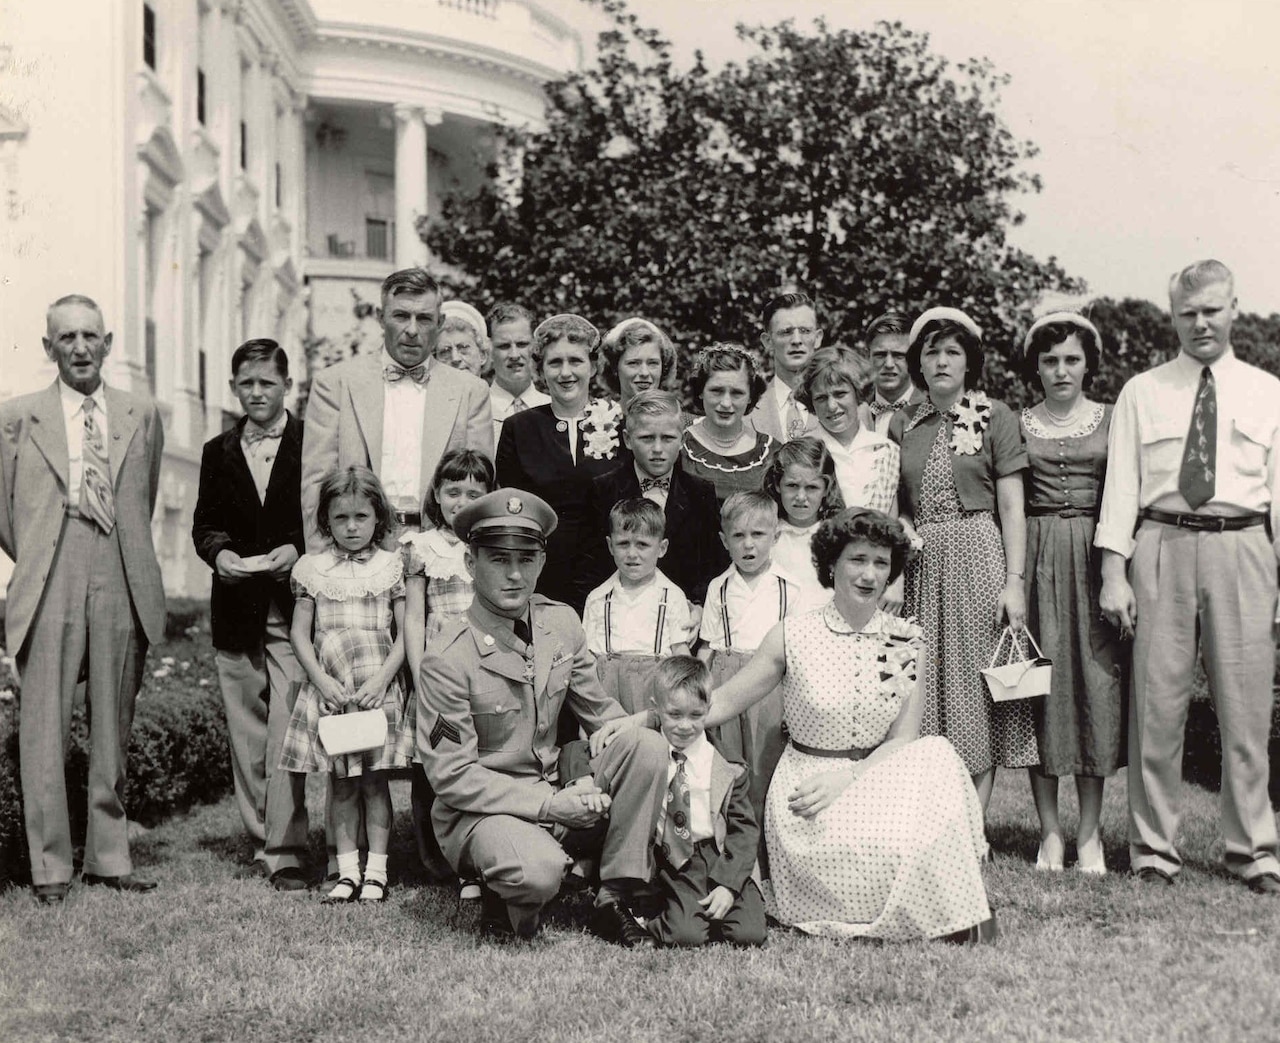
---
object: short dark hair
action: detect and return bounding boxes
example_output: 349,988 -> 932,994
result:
810,508 -> 912,587
380,267 -> 440,304
608,497 -> 666,540
231,338 -> 289,379
796,345 -> 873,411
314,466 -> 396,548
487,301 -> 534,333
761,291 -> 818,331
761,437 -> 846,522
906,320 -> 984,392
423,448 -> 496,530
652,655 -> 711,708
864,311 -> 909,342
1021,320 -> 1101,388
688,343 -> 768,413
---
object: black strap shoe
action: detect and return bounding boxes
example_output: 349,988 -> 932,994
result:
591,900 -> 655,949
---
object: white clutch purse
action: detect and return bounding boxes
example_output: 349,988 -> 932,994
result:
318,708 -> 388,756
981,627 -> 1053,703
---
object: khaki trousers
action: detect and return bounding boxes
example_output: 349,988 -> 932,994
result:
214,613 -> 308,873
1128,521 -> 1280,879
18,515 -> 145,885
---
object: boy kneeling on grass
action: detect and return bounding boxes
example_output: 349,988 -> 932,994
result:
639,655 -> 767,947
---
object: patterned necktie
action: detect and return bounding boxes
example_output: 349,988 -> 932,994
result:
661,751 -> 694,870
509,396 -> 528,415
79,397 -> 115,534
243,422 -> 284,446
334,546 -> 375,564
784,393 -> 806,439
639,475 -> 670,493
1178,366 -> 1216,510
868,398 -> 897,419
383,363 -> 428,385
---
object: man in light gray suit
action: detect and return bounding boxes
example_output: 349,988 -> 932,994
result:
0,294 -> 165,903
299,267 -> 493,881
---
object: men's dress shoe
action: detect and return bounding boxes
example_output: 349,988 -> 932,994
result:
33,883 -> 69,905
591,900 -> 655,949
270,867 -> 310,892
82,874 -> 157,893
478,887 -> 537,941
1135,867 -> 1175,887
1246,873 -> 1280,896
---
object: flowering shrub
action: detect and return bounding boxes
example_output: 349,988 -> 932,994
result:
0,634 -> 230,886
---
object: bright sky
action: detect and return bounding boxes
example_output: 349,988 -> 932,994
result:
627,0 -> 1280,315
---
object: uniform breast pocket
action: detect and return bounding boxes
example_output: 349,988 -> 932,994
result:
1230,416 -> 1273,477
1139,417 -> 1188,480
471,688 -> 521,752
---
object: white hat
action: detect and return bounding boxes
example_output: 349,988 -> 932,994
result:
441,300 -> 488,345
1022,311 -> 1101,355
908,307 -> 982,345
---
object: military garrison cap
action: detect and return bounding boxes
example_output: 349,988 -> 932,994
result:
454,488 -> 558,548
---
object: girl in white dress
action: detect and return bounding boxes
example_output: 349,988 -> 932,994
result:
706,508 -> 995,942
762,437 -> 845,616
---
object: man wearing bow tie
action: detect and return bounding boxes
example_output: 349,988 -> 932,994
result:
192,339 -> 310,890
864,311 -> 926,434
300,267 -> 493,881
0,294 -> 165,902
300,268 -> 493,553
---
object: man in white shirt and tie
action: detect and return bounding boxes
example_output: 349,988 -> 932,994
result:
863,311 -> 925,434
0,294 -> 165,902
748,292 -> 823,442
1097,259 -> 1280,895
486,302 -> 549,444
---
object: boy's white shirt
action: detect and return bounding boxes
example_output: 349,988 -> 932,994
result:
772,521 -> 833,616
582,568 -> 693,655
701,559 -> 798,651
655,731 -> 715,844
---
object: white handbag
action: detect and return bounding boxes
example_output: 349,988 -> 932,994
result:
981,627 -> 1053,702
318,708 -> 388,756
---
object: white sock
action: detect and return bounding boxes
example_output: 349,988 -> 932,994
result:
364,852 -> 388,886
336,851 -> 362,885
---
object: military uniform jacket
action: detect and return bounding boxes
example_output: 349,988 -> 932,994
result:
418,595 -> 626,822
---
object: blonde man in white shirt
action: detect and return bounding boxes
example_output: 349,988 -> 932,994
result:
486,302 -> 549,443
864,311 -> 926,434
1097,259 -> 1280,895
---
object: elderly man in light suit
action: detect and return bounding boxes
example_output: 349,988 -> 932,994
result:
300,267 -> 493,881
0,295 -> 165,903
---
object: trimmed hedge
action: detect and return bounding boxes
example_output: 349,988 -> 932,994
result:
0,632 -> 231,887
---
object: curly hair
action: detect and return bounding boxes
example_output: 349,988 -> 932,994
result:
688,343 -> 769,414
1021,319 -> 1101,388
531,313 -> 600,374
906,320 -> 984,392
810,508 -> 912,587
315,466 -> 396,549
795,345 -> 873,411
761,437 -> 846,522
422,449 -> 497,530
599,318 -> 678,397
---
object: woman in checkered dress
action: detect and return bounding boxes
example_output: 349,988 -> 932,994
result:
281,466 -> 411,904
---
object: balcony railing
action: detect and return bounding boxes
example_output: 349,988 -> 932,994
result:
438,0 -> 498,17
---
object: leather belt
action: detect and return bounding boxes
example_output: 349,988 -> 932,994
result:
393,510 -> 422,528
790,739 -> 873,760
1140,508 -> 1267,533
1026,505 -> 1095,518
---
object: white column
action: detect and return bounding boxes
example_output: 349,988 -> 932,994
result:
393,105 -> 442,268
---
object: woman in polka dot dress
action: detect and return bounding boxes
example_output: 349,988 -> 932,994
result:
706,509 -> 994,942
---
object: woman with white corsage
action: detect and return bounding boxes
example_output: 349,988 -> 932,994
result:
888,307 -> 1038,819
1019,312 -> 1126,874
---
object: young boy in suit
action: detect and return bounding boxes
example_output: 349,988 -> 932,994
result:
582,390 -> 726,610
192,339 -> 310,890
641,655 -> 766,948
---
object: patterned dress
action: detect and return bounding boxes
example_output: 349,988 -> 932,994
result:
401,528 -> 472,639
903,424 -> 1039,775
680,428 -> 777,503
1021,403 -> 1126,776
766,607 -> 991,939
279,548 -> 412,778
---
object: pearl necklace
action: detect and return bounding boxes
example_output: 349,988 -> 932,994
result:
699,420 -> 746,450
1041,400 -> 1086,427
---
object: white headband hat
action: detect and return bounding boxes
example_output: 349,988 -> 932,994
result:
908,307 -> 982,345
1022,311 -> 1101,354
441,300 -> 488,346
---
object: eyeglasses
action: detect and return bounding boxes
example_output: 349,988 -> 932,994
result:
773,326 -> 818,340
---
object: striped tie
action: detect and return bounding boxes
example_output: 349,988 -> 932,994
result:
80,397 -> 115,534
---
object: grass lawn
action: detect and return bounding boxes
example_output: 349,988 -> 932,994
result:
2,768 -> 1279,1043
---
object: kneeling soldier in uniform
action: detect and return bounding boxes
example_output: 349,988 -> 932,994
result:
418,488 -> 669,944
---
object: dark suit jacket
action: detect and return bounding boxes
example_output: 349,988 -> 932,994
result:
192,413 -> 305,651
703,746 -> 759,896
581,463 -> 728,606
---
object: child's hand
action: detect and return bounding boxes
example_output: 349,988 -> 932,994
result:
787,769 -> 853,819
318,677 -> 348,712
353,678 -> 387,709
698,886 -> 735,921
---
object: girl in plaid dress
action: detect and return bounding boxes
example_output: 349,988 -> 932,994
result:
281,466 -> 410,904
402,449 -> 496,901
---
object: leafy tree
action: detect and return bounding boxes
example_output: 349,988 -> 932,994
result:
425,2 -> 1081,405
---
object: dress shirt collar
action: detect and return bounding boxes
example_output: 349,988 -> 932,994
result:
491,381 -> 536,412
243,412 -> 287,442
821,422 -> 884,455
59,378 -> 105,421
771,375 -> 801,413
1172,346 -> 1237,380
469,598 -> 533,645
727,559 -> 785,595
601,568 -> 674,599
380,348 -> 433,384
874,386 -> 915,410
666,731 -> 714,772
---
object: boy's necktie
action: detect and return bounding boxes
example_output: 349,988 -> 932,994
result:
661,751 -> 693,870
79,397 -> 115,534
1178,366 -> 1216,510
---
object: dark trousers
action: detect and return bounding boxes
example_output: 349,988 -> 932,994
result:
644,839 -> 766,948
